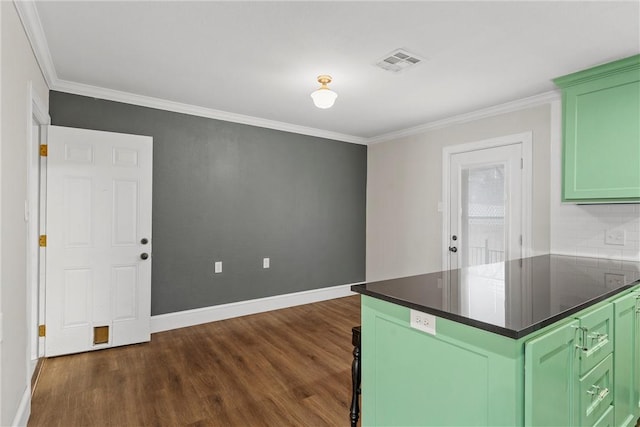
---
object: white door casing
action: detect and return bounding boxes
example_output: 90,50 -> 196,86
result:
27,85 -> 49,374
45,126 -> 152,357
442,132 -> 532,272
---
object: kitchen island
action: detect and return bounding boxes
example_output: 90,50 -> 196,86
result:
352,255 -> 640,427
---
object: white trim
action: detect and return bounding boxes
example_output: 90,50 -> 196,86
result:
10,387 -> 31,427
54,79 -> 367,145
368,91 -> 560,145
37,126 -> 47,359
0,2 -> 3,421
14,0 -> 559,145
150,283 -> 359,333
26,83 -> 50,381
441,132 -> 533,271
31,89 -> 50,126
13,0 -> 366,145
13,1 -> 57,89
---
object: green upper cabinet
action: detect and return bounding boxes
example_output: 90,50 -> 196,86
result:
554,54 -> 640,202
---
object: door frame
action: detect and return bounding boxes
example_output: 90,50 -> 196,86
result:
441,132 -> 532,272
26,82 -> 49,382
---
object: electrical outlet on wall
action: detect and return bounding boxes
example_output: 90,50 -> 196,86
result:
410,309 -> 436,335
605,229 -> 626,246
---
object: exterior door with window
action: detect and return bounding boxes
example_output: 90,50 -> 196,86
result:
448,143 -> 523,325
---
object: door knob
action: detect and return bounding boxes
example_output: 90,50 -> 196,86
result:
141,238 -> 149,245
140,253 -> 149,260
449,246 -> 458,253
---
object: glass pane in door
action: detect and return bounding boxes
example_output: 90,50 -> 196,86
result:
461,164 -> 506,268
459,164 -> 506,325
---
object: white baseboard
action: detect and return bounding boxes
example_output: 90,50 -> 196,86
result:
151,283 -> 360,333
11,386 -> 31,427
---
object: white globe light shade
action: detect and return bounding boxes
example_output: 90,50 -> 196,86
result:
310,88 -> 338,109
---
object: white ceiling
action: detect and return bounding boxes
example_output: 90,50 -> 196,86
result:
30,1 -> 640,142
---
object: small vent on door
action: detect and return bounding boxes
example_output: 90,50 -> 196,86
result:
375,49 -> 425,73
94,326 -> 109,345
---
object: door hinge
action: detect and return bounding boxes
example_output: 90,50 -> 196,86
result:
520,158 -> 524,169
39,144 -> 48,157
39,235 -> 47,247
38,324 -> 46,337
520,235 -> 523,246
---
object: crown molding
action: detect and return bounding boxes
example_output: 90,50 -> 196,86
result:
15,0 -> 559,146
54,79 -> 367,144
366,90 -> 561,144
14,0 -> 58,88
14,0 -> 366,145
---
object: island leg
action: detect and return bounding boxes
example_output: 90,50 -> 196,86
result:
350,326 -> 361,427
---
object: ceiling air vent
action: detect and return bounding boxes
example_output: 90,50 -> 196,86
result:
375,49 -> 424,73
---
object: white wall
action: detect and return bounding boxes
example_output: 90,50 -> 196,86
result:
366,104 -> 552,281
1,2 -> 49,425
549,101 -> 640,262
0,0 -> 4,421
367,98 -> 640,283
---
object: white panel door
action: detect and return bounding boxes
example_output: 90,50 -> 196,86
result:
45,126 -> 152,357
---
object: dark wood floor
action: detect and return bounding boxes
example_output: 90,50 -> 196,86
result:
29,295 -> 361,427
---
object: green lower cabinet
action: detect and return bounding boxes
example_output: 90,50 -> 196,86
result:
578,304 -> 614,376
361,296 -> 524,426
612,290 -> 640,427
524,302 -> 615,427
579,354 -> 614,426
360,285 -> 640,427
524,319 -> 579,426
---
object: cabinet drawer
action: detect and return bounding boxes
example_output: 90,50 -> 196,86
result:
593,405 -> 614,427
579,354 -> 614,427
578,303 -> 614,375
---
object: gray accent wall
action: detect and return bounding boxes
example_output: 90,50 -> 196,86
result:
49,91 -> 366,315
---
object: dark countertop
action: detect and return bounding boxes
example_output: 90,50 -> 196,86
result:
352,254 -> 640,339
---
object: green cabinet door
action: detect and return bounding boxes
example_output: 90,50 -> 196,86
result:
525,319 -> 579,426
613,290 -> 640,427
554,54 -> 640,202
361,296 -> 523,427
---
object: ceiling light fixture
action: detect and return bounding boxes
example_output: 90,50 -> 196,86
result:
310,75 -> 337,109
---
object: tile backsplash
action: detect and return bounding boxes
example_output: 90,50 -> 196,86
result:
550,203 -> 640,261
